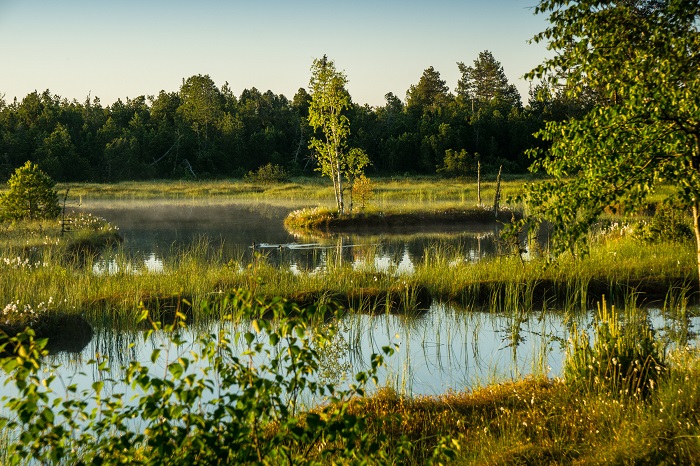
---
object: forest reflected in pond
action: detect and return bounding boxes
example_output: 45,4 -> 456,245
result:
77,199 -> 502,274
0,199 -> 695,402
25,197 -> 546,398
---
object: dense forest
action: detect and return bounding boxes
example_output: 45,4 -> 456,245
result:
0,51 -> 589,182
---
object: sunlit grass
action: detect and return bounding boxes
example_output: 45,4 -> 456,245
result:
351,349 -> 700,464
1,222 -> 695,333
1,176 -> 698,463
50,176 -> 528,207
1,177 -> 696,330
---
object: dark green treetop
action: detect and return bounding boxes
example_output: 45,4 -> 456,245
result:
457,50 -> 521,112
406,66 -> 451,114
1,161 -> 61,221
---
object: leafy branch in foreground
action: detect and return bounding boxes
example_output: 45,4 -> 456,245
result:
0,290 -> 423,465
522,1 -> 700,284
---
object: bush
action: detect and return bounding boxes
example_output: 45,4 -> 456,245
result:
0,161 -> 61,221
436,149 -> 476,177
245,163 -> 289,184
636,202 -> 693,243
0,290 -> 400,465
351,174 -> 374,211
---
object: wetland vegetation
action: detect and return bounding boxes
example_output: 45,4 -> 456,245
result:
1,175 -> 698,463
3,0 -> 700,462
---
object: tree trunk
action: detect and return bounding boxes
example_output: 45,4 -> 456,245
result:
477,160 -> 482,206
493,165 -> 502,218
336,157 -> 344,215
693,201 -> 700,294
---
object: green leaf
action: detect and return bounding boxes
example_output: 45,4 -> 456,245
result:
244,332 -> 255,346
168,362 -> 184,379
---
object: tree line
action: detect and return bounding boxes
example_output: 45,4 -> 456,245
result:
0,50 -> 588,183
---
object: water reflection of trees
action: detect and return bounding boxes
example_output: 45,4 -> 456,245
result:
284,231 -> 500,274
81,200 -> 505,273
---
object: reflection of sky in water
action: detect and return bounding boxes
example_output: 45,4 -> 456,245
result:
1,305 -> 697,413
0,303 -> 570,400
93,253 -> 164,274
22,200 -> 694,403
80,200 -> 501,275
343,304 -> 569,394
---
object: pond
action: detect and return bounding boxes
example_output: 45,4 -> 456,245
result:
1,199 -> 697,404
38,302 -> 567,398
77,199 -> 501,274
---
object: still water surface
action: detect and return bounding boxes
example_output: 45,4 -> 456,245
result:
1,199 -> 696,403
79,199 -> 500,274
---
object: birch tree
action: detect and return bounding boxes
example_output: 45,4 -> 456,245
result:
523,0 -> 700,286
308,55 -> 352,214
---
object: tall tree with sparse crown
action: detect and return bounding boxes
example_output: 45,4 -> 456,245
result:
307,55 -> 352,214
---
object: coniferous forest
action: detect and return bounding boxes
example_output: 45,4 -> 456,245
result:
0,51 -> 590,182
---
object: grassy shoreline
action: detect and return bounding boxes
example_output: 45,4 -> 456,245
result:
1,182 -> 696,358
1,219 -> 696,338
2,291 -> 698,464
2,178 -> 699,463
283,205 -> 522,234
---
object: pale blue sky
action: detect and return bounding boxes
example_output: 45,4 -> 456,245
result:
0,0 -> 549,107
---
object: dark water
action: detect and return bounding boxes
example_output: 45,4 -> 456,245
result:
76,199 -> 501,274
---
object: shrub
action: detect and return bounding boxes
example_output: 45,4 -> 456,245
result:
245,163 -> 289,184
0,161 -> 61,221
436,149 -> 476,177
0,290 -> 400,465
351,174 -> 374,211
636,202 -> 693,243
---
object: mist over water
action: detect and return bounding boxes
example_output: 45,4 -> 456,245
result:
77,199 -> 501,274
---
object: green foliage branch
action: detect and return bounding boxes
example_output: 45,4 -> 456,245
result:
519,1 -> 700,281
0,290 -> 409,465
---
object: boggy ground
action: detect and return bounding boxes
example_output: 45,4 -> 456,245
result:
1,178 -> 699,464
1,177 -> 696,339
283,205 -> 521,234
1,215 -> 697,339
347,355 -> 700,465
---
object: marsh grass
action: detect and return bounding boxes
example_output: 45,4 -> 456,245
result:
565,297 -> 665,398
284,205 -> 520,235
1,220 -> 696,336
55,176 -> 530,209
2,178 -> 698,463
350,294 -> 699,463
349,349 -> 700,464
1,178 -> 697,335
57,178 -> 337,202
415,234 -> 695,312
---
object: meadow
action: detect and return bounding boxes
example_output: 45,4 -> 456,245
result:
1,177 -> 699,464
